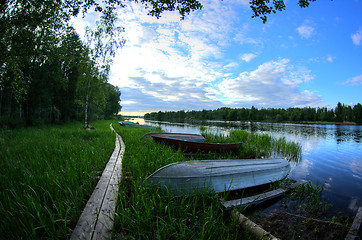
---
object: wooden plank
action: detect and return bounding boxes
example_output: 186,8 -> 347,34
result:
70,169 -> 112,239
345,204 -> 362,240
221,182 -> 301,209
231,209 -> 278,240
71,124 -> 125,240
93,135 -> 125,240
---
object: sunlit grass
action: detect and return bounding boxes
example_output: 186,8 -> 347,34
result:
0,121 -> 115,239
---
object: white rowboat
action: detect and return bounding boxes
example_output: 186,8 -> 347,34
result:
147,158 -> 291,196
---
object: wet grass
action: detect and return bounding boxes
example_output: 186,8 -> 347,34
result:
0,121 -> 115,239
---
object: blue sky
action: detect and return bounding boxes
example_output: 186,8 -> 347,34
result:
73,0 -> 362,115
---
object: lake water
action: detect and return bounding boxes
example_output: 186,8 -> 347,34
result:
132,118 -> 362,215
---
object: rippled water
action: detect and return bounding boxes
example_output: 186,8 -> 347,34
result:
133,119 -> 362,215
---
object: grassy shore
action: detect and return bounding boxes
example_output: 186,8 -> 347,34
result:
111,123 -> 302,239
0,121 -> 315,239
0,121 -> 115,239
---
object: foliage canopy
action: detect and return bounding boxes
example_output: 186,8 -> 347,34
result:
0,0 -> 322,127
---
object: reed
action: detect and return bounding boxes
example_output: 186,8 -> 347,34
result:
202,129 -> 302,161
287,180 -> 332,216
0,121 -> 115,239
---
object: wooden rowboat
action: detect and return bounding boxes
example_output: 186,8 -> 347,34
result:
142,132 -> 205,142
117,121 -> 157,130
147,158 -> 291,196
151,135 -> 242,152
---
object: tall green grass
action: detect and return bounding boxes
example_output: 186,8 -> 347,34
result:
202,129 -> 302,161
0,121 -> 115,239
112,125 -> 262,239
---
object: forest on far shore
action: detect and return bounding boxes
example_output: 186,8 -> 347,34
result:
144,102 -> 362,124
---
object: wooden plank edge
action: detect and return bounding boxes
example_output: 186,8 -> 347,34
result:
231,209 -> 279,240
221,181 -> 302,209
345,204 -> 362,240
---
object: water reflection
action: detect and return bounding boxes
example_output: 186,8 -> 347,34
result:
134,119 -> 362,214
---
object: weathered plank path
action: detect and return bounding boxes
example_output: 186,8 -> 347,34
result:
71,124 -> 125,240
345,204 -> 362,240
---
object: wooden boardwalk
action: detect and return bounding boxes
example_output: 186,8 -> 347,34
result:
71,124 -> 125,240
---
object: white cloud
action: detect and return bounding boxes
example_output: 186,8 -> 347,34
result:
297,24 -> 315,39
119,73 -> 224,112
234,33 -> 262,46
343,75 -> 362,86
71,1 -> 327,113
241,53 -> 257,62
223,62 -> 239,69
308,55 -> 335,63
217,59 -> 321,108
225,0 -> 249,5
327,56 -> 334,63
351,29 -> 362,45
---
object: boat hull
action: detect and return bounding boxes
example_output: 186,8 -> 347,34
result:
118,121 -> 157,129
142,132 -> 205,142
147,158 -> 291,196
152,135 -> 242,152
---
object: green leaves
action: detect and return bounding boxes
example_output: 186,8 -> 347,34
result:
250,0 -> 317,23
136,0 -> 203,20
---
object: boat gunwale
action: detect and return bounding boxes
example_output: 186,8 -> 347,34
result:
151,135 -> 243,146
142,132 -> 205,141
147,158 -> 290,179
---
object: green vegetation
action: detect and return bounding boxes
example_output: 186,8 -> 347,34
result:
250,0 -> 318,23
0,121 -> 115,239
287,180 -> 331,216
0,24 -> 122,128
113,125 -> 244,239
200,128 -> 301,161
145,102 -> 362,124
0,120 -> 329,239
112,124 -> 301,239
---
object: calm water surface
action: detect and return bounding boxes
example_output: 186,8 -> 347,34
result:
132,119 -> 362,215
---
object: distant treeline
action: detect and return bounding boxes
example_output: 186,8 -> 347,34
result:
145,102 -> 362,124
1,26 -> 121,128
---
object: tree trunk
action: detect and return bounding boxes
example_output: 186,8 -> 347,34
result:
0,88 -> 3,117
7,92 -> 12,118
84,76 -> 91,129
38,101 -> 41,121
